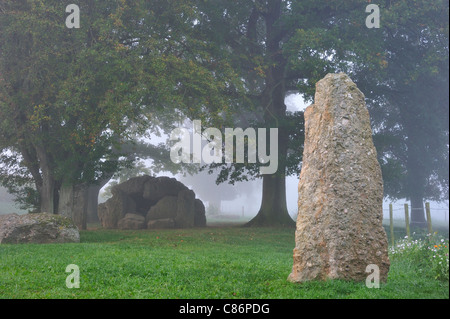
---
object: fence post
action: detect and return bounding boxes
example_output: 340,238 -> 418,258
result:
389,203 -> 394,245
425,202 -> 433,235
404,203 -> 410,239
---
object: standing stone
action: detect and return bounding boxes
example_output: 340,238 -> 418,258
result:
0,213 -> 80,244
194,199 -> 207,227
99,189 -> 136,229
146,196 -> 178,222
288,73 -> 390,283
143,176 -> 188,202
175,189 -> 195,228
117,213 -> 146,230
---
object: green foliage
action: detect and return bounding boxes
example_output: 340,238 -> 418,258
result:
0,0 -> 448,219
0,1 -> 144,197
429,239 -> 450,281
390,233 -> 450,281
206,110 -> 305,184
0,145 -> 47,211
284,0 -> 449,206
349,0 -> 449,203
0,0 -> 243,210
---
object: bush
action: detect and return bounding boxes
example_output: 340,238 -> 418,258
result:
428,237 -> 449,281
390,233 -> 449,281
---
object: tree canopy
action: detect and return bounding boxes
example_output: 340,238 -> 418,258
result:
0,0 -> 243,227
0,0 -> 448,229
347,0 -> 449,226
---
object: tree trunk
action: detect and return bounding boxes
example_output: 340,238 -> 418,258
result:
86,184 -> 101,223
246,122 -> 294,227
72,184 -> 88,230
406,158 -> 427,228
86,175 -> 114,223
405,130 -> 427,229
410,193 -> 427,229
40,173 -> 55,214
35,144 -> 56,214
245,172 -> 294,227
58,183 -> 88,230
398,99 -> 428,229
59,184 -> 73,219
246,0 -> 294,227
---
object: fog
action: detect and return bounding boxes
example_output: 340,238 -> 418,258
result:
177,172 -> 449,224
172,93 -> 308,220
0,93 -> 448,226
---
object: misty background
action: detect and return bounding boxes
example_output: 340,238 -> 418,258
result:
1,94 -> 447,224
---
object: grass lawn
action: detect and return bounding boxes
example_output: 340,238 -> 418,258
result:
0,225 -> 448,299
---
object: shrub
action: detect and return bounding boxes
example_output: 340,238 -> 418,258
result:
428,237 -> 449,281
390,233 -> 449,281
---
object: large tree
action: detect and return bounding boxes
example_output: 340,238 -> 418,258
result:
346,0 -> 449,227
0,0 -> 146,226
199,0 -> 448,228
194,0 -> 376,226
0,0 -> 242,228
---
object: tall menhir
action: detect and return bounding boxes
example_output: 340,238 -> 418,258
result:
288,73 -> 390,283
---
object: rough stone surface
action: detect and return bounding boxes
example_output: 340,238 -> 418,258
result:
97,202 -> 109,227
118,213 -> 146,230
98,189 -> 136,229
143,176 -> 188,202
288,73 -> 390,283
114,175 -> 155,196
194,199 -> 207,227
175,189 -> 195,228
146,196 -> 178,222
98,175 -> 206,229
0,213 -> 80,244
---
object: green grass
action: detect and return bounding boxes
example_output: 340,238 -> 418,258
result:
0,226 -> 448,299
